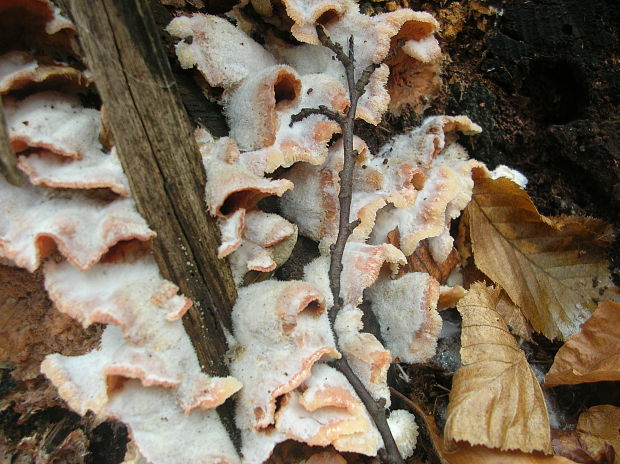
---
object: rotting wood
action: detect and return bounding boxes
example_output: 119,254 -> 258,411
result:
0,98 -> 21,186
60,0 -> 237,377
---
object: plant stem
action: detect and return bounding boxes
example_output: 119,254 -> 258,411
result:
292,25 -> 404,464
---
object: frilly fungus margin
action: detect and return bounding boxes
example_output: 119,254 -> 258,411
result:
0,0 -> 533,462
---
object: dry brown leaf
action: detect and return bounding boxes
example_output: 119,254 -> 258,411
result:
443,445 -> 580,464
391,389 -> 576,464
463,176 -> 616,340
496,290 -> 534,342
545,301 -> 620,387
445,282 -> 552,454
455,206 -> 473,264
552,429 -> 615,464
578,405 -> 620,464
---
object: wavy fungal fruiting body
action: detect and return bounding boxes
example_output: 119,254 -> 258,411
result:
1,2 -> 241,462
0,0 -> 530,463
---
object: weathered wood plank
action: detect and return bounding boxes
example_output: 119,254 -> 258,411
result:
62,0 -> 237,376
0,98 -> 21,186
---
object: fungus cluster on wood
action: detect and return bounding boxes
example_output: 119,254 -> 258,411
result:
0,0 -> 530,463
1,2 -> 241,463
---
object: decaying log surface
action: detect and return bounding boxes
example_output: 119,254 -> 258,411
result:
59,0 -> 237,377
0,98 -> 20,186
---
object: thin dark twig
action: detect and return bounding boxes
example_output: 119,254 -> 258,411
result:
308,24 -> 405,464
326,29 -> 358,321
390,388 -> 428,424
330,357 -> 404,464
289,106 -> 344,126
316,24 -> 351,67
357,62 -> 380,94
286,25 -> 404,462
347,218 -> 362,234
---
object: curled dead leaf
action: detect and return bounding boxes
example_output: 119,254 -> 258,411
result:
461,176 -> 616,340
445,282 -> 552,454
390,388 -> 574,464
495,290 -> 534,342
578,405 -> 620,464
545,301 -> 620,387
442,445 -> 580,464
552,429 -> 615,464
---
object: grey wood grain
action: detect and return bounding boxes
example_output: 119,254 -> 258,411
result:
63,0 -> 237,378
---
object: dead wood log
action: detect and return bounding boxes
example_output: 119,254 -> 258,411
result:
0,98 -> 20,186
59,0 -> 237,377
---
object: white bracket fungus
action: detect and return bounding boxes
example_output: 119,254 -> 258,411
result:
0,0 -> 523,462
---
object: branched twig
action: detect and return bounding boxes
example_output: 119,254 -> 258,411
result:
330,357 -> 404,464
291,24 -> 405,464
316,25 -> 351,68
357,62 -> 380,94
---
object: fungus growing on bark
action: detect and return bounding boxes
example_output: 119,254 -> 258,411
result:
0,0 -> 540,462
225,65 -> 302,151
196,128 -> 298,283
274,364 -> 382,456
0,176 -> 152,271
367,272 -> 441,364
302,242 -> 406,406
0,51 -> 91,94
42,257 -> 241,416
166,13 -> 277,90
268,0 -> 441,122
230,280 -> 338,429
0,3 -> 242,461
5,91 -> 129,195
166,2 -> 494,462
167,15 -> 346,174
